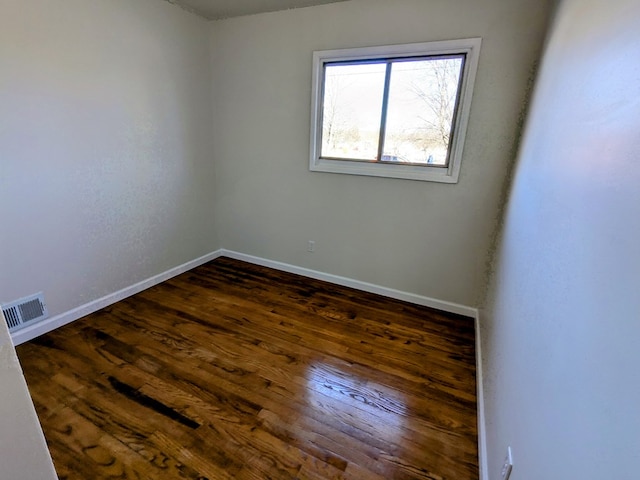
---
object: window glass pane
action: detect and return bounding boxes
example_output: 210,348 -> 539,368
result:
321,63 -> 386,161
383,56 -> 464,166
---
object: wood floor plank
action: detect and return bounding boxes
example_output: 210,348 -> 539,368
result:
96,299 -> 475,461
155,272 -> 477,402
17,256 -> 479,479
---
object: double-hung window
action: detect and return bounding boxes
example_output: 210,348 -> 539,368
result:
309,38 -> 481,183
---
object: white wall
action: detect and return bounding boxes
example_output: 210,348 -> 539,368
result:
210,0 -> 551,307
0,311 -> 56,479
482,0 -> 640,478
0,3 -> 218,473
0,0 -> 219,318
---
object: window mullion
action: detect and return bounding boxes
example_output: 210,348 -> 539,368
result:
376,62 -> 393,162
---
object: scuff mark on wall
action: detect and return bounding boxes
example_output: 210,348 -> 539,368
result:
479,59 -> 542,308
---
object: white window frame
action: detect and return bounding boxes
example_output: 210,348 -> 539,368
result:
309,38 -> 481,183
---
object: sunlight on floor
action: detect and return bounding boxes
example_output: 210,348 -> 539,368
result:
304,362 -> 408,442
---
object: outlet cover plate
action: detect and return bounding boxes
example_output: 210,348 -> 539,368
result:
501,446 -> 513,480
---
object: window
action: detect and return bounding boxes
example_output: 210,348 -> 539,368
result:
309,38 -> 481,183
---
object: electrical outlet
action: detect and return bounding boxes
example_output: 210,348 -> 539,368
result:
500,446 -> 513,480
307,240 -> 316,252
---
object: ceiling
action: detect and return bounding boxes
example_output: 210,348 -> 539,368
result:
165,0 -> 349,20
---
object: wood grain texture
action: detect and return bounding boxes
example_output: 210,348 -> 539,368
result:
16,257 -> 478,480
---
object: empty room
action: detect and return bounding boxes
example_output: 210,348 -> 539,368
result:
1,0 -> 639,479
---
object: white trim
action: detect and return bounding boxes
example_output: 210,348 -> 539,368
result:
475,311 -> 489,480
10,250 -> 224,346
10,247 -> 477,343
222,249 -> 484,479
10,247 -> 485,478
220,249 -> 478,318
309,38 -> 482,183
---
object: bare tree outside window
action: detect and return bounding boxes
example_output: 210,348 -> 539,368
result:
320,56 -> 464,166
321,70 -> 346,151
310,39 -> 481,183
384,57 -> 464,165
321,63 -> 385,161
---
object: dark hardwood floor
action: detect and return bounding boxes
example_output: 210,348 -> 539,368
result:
16,257 -> 478,479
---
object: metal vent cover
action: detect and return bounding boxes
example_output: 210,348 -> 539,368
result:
2,293 -> 48,333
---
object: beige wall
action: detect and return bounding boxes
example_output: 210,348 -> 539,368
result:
482,0 -> 640,477
1,0 -> 553,331
1,0 -> 219,473
210,0 -> 551,307
0,311 -> 56,478
1,0 -> 569,476
0,0 -> 219,318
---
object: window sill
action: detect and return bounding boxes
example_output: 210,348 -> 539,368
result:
310,157 -> 460,183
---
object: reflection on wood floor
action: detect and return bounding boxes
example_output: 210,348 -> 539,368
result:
17,256 -> 478,479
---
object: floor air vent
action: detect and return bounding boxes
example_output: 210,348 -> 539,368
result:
2,293 -> 48,333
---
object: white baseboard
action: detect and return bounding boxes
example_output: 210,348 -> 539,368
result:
222,249 -> 484,478
475,312 -> 489,480
12,248 -> 477,345
10,249 -> 224,346
11,247 -> 486,478
220,249 -> 478,318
